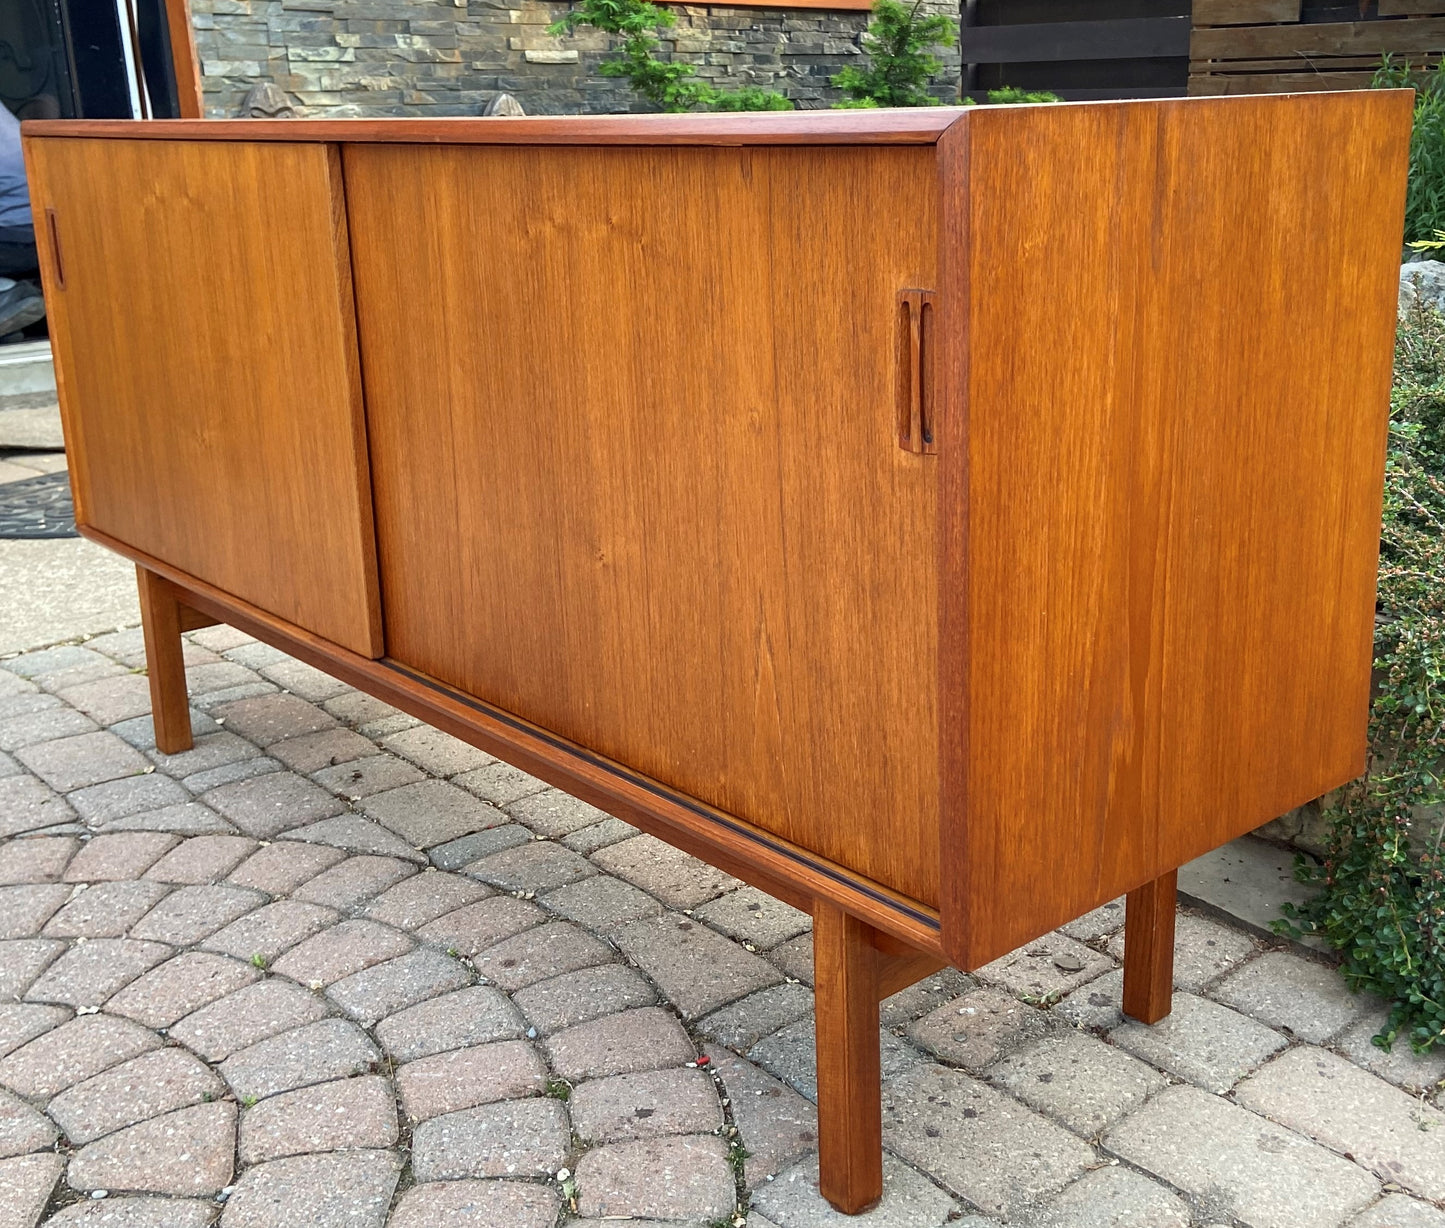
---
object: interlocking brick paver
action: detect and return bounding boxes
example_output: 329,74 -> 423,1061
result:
453,760 -> 550,806
977,932 -> 1115,1001
290,854 -> 416,909
463,840 -> 595,893
202,900 -> 339,964
576,1134 -> 734,1221
0,751 -> 17,779
540,872 -> 664,933
66,1101 -> 236,1196
881,967 -> 976,1029
326,948 -> 472,1025
986,1030 -> 1167,1137
0,1085 -> 56,1157
239,1073 -> 398,1164
410,1097 -> 569,1181
226,841 -> 345,895
592,833 -> 740,908
0,707 -> 96,755
193,682 -> 278,712
0,775 -> 76,837
17,730 -> 149,792
44,1196 -> 219,1226
363,869 -> 489,930
310,753 -> 424,803
1334,1007 -> 1445,1094
0,835 -> 77,884
143,835 -> 258,884
504,789 -> 610,837
1350,1195 -> 1445,1227
1107,910 -> 1256,992
769,931 -> 814,985
1109,991 -> 1287,1093
220,1018 -> 380,1102
694,885 -> 812,951
271,919 -> 414,988
187,625 -> 253,654
99,802 -> 234,836
129,884 -> 265,945
570,1065 -> 721,1143
361,780 -> 505,851
267,727 -> 376,774
184,759 -> 281,796
1039,1165 -> 1191,1228
1214,951 -> 1371,1044
169,979 -> 330,1062
425,824 -> 531,870
415,895 -> 544,956
884,1063 -> 1095,1220
202,771 -> 343,839
1056,967 -> 1126,1031
0,1013 -> 161,1097
907,985 -> 1051,1073
751,1154 -> 961,1228
258,659 -> 352,702
147,731 -> 258,780
4,645 -> 108,680
321,689 -> 406,730
704,1045 -> 816,1186
48,1047 -> 224,1145
114,709 -> 220,754
1106,1084 -> 1379,1228
1236,1047 -> 1445,1201
388,1179 -> 560,1228
374,986 -> 525,1063
469,919 -> 612,991
512,963 -> 656,1036
68,774 -> 188,826
106,951 -> 262,1028
211,694 -> 335,746
65,833 -> 180,882
281,816 -> 426,864
749,1016 -> 917,1104
0,1003 -> 69,1060
0,938 -> 66,999
56,673 -> 153,726
0,693 -> 57,723
699,981 -> 814,1051
24,937 -> 171,1007
0,1152 -> 63,1228
0,883 -> 73,937
613,911 -> 783,1018
380,726 -> 493,777
559,817 -> 638,855
544,1007 -> 695,1081
219,1149 -> 401,1228
395,1039 -> 546,1120
1060,897 -> 1127,942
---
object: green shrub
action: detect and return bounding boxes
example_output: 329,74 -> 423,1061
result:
832,0 -> 956,108
549,0 -> 791,112
1279,300 -> 1445,1054
1374,57 -> 1445,248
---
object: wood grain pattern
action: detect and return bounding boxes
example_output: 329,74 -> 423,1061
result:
24,137 -> 384,658
1192,17 -> 1445,58
137,566 -> 194,754
940,91 -> 1410,969
1123,870 -> 1177,1023
163,0 -> 204,118
814,901 -> 883,1215
23,110 -> 966,147
345,142 -> 942,906
1192,0 -> 1302,23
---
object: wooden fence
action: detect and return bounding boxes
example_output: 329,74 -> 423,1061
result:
1190,1 -> 1445,95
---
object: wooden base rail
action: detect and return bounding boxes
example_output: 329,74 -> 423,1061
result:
135,560 -> 1180,1215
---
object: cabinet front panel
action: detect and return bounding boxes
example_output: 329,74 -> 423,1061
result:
346,144 -> 940,905
26,138 -> 383,657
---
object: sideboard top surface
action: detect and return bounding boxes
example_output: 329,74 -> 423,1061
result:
20,91 -> 1401,147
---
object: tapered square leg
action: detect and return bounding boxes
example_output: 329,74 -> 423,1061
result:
1123,869 -> 1177,1024
813,900 -> 883,1215
137,566 -> 193,755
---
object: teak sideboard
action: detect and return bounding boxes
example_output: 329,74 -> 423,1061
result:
23,94 -> 1409,1213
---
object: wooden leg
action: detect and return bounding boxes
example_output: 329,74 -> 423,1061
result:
813,900 -> 883,1215
1123,868 -> 1177,1024
137,566 -> 193,755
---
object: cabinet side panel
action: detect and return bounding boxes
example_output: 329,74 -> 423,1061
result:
24,137 -> 383,658
947,93 -> 1409,966
347,144 -> 941,905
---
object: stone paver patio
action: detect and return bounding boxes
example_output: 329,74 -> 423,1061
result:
0,624 -> 1442,1228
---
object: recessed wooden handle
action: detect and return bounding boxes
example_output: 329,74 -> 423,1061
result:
896,288 -> 936,455
45,208 -> 64,290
